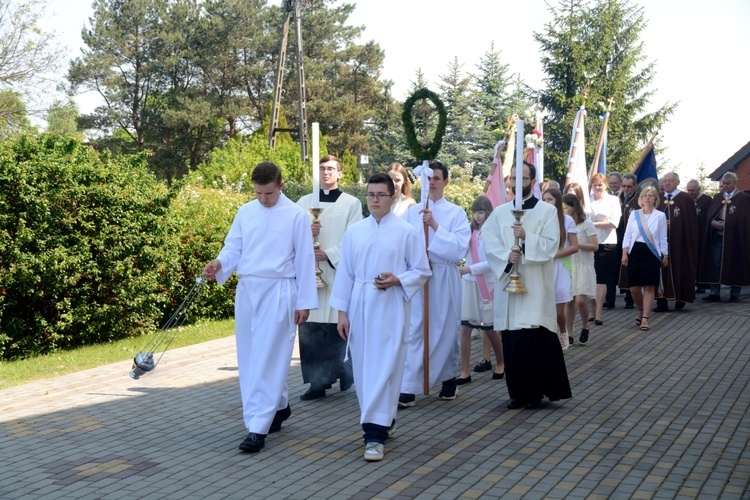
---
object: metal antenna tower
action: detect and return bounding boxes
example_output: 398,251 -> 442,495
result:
268,0 -> 309,164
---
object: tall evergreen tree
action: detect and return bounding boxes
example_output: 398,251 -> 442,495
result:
437,57 -> 479,170
473,43 -> 529,177
535,0 -> 675,182
367,80 -> 408,169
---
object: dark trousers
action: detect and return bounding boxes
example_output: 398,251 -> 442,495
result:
362,419 -> 394,444
710,233 -> 740,298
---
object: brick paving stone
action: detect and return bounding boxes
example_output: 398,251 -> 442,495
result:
2,289 -> 750,498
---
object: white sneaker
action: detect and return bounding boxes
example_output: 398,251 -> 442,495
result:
559,332 -> 569,351
387,422 -> 396,439
364,442 -> 384,461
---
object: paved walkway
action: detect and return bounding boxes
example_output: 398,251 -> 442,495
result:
1,289 -> 749,499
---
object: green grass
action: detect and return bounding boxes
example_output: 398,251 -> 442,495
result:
0,319 -> 235,390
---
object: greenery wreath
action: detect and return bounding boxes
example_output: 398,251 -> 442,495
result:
402,87 -> 447,162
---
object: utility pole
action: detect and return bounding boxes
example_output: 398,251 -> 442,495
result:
268,0 -> 309,165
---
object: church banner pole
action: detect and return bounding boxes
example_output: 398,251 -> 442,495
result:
422,198 -> 430,395
402,88 -> 447,397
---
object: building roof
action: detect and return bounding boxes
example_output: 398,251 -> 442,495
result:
709,139 -> 750,180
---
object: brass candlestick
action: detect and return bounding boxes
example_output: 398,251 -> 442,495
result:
308,207 -> 327,288
503,209 -> 527,294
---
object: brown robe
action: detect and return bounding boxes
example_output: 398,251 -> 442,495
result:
617,194 -> 641,289
694,193 -> 713,275
658,191 -> 698,303
697,191 -> 750,286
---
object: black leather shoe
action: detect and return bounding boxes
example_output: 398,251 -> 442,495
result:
702,295 -> 721,302
269,404 -> 291,433
603,303 -> 615,309
456,376 -> 472,385
624,303 -> 635,309
525,400 -> 542,410
239,433 -> 266,452
507,399 -> 524,409
439,378 -> 458,400
398,393 -> 416,408
299,388 -> 326,401
653,299 -> 669,312
729,296 -> 739,303
675,301 -> 686,310
492,372 -> 505,380
340,377 -> 354,392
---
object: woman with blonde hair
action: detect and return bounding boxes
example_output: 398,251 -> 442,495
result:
387,163 -> 417,218
621,185 -> 668,331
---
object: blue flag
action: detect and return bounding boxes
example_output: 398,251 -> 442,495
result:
597,123 -> 607,175
633,145 -> 658,184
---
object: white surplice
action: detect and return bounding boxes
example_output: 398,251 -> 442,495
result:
297,192 -> 362,323
330,213 -> 431,427
481,200 -> 559,333
214,193 -> 318,435
401,197 -> 471,394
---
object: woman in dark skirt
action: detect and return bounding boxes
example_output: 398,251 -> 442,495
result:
621,186 -> 669,331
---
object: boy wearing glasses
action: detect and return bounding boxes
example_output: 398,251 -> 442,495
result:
332,173 -> 431,461
296,155 -> 362,401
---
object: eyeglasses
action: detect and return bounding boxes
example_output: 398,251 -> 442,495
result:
366,193 -> 391,200
319,167 -> 339,173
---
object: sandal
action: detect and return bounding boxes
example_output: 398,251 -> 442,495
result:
639,316 -> 650,331
635,308 -> 643,326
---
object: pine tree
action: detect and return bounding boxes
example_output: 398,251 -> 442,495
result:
437,57 -> 479,170
473,43 -> 529,177
535,0 -> 676,182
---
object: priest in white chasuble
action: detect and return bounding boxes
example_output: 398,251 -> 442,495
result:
296,154 -> 362,401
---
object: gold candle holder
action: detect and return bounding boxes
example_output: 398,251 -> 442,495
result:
308,207 -> 327,288
503,209 -> 527,294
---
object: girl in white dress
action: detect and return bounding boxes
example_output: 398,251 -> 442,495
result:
562,193 -> 598,345
542,189 -> 579,351
457,196 -> 504,383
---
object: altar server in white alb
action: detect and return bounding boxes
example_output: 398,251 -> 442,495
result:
332,173 -> 431,462
296,154 -> 362,401
399,162 -> 471,407
203,162 -> 317,453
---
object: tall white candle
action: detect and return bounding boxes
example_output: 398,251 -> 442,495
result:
515,119 -> 524,211
312,122 -> 320,208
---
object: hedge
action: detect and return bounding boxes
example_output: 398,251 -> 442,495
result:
0,135 -> 179,359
